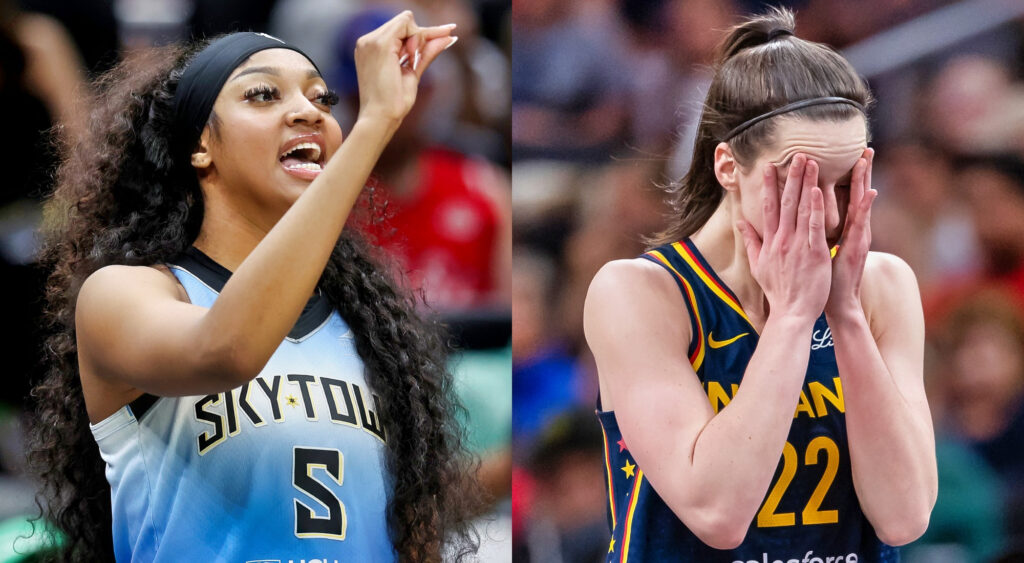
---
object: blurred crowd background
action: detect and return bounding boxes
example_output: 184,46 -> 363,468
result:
512,0 -> 1024,561
0,0 -> 511,560
1,0 -> 1023,559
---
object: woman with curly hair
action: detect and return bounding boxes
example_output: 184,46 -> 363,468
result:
28,11 -> 480,562
585,8 -> 936,561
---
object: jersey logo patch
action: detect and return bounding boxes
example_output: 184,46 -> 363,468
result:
707,331 -> 750,349
812,327 -> 834,350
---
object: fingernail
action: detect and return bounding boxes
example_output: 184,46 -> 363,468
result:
399,53 -> 409,66
444,36 -> 459,50
413,50 -> 421,70
442,23 -> 457,29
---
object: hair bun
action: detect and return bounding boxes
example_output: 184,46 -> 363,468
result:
719,7 -> 797,60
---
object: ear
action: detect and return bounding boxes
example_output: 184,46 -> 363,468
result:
190,128 -> 212,169
713,142 -> 740,192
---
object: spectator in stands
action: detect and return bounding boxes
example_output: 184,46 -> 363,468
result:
515,409 -> 608,563
511,0 -> 630,161
938,289 -> 1024,541
871,140 -> 981,295
513,248 -> 581,445
959,154 -> 1024,297
334,6 -> 511,311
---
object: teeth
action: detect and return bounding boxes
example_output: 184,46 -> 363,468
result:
284,162 -> 322,171
281,142 -> 322,161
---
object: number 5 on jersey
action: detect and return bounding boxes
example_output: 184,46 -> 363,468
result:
293,446 -> 347,540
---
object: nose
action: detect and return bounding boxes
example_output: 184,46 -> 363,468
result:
285,95 -> 323,127
820,181 -> 842,232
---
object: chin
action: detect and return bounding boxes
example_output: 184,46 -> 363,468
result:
826,229 -> 842,248
272,178 -> 306,208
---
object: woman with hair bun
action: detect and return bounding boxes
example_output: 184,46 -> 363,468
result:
585,8 -> 936,561
28,12 -> 482,563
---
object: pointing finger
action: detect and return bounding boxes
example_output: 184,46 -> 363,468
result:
420,23 -> 457,41
413,35 -> 458,77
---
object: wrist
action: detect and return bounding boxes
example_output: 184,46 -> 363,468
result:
349,114 -> 399,150
765,311 -> 818,336
825,298 -> 866,325
354,109 -> 402,138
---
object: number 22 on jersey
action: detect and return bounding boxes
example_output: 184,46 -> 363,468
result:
757,436 -> 840,527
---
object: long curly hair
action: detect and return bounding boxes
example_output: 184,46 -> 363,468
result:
27,41 -> 484,562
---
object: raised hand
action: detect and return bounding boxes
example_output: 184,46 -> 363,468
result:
353,11 -> 457,126
826,148 -> 877,317
737,153 -> 833,322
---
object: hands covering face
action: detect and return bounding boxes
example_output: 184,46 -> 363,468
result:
826,148 -> 877,317
737,148 -> 877,321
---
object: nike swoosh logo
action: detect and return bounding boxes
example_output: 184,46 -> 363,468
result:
707,331 -> 750,349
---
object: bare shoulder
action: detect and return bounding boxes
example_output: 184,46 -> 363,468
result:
586,257 -> 680,308
584,257 -> 692,354
77,264 -> 189,318
586,258 -> 698,411
861,252 -> 920,302
76,264 -> 193,418
860,252 -> 923,335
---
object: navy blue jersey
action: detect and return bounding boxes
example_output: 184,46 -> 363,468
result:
596,239 -> 898,562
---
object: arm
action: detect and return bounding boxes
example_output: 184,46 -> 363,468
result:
16,13 -> 88,138
824,149 -> 937,544
76,13 -> 457,397
587,154 -> 832,548
828,253 -> 937,545
587,262 -> 816,549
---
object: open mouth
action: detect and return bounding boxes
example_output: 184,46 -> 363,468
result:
279,137 -> 326,179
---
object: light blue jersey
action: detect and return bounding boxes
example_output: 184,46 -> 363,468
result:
90,248 -> 395,562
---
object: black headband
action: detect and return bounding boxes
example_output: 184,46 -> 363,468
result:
173,32 -> 320,156
721,96 -> 865,142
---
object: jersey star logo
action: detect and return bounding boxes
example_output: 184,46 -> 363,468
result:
617,439 -> 627,452
621,459 -> 636,479
284,394 -> 299,408
608,538 -> 615,553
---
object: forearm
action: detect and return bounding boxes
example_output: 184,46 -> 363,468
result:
203,117 -> 396,377
678,313 -> 814,526
828,306 -> 936,543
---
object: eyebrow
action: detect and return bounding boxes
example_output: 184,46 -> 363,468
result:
230,66 -> 322,82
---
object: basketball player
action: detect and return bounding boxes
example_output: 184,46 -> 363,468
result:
28,13 -> 482,562
584,9 -> 936,561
